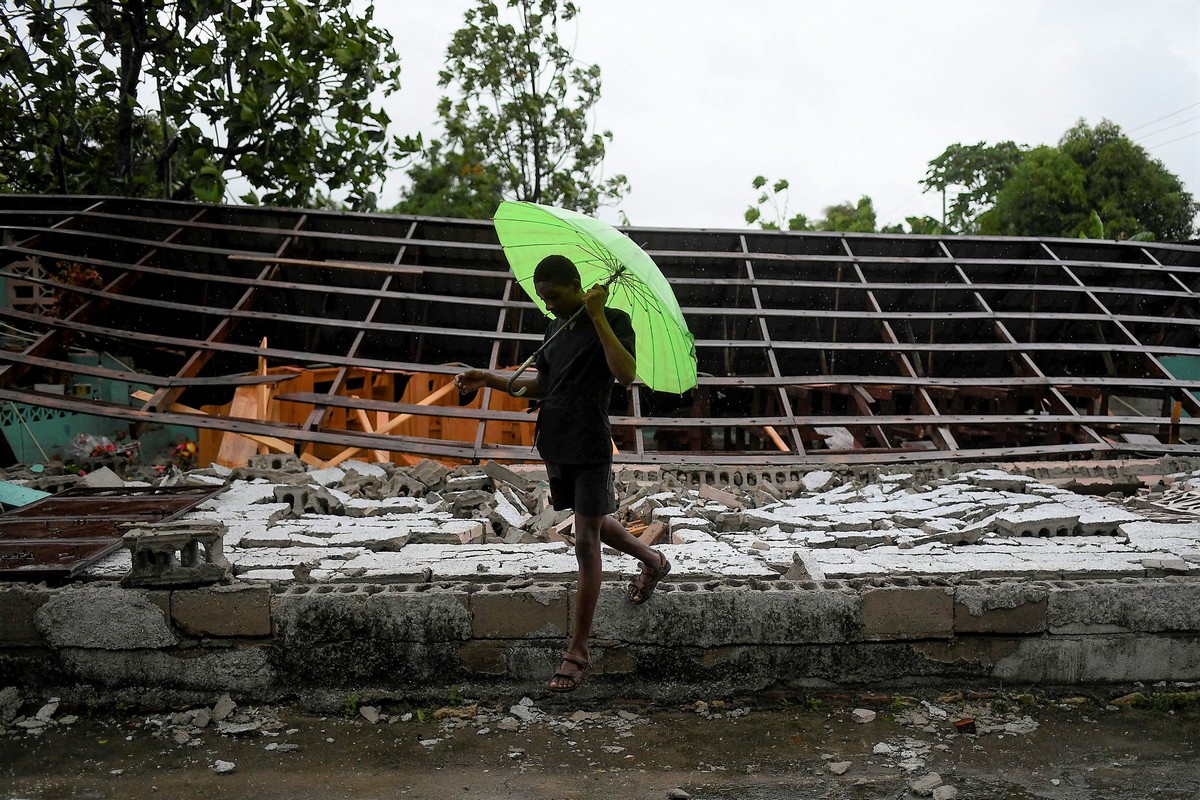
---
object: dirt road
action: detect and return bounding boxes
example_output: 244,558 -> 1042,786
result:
2,688 -> 1197,800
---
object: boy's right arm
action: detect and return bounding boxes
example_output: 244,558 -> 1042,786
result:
455,368 -> 545,399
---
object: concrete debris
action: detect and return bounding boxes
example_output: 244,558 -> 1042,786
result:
828,760 -> 852,774
64,459 -> 1200,585
212,760 -> 236,774
0,687 -> 22,726
359,706 -> 381,724
909,772 -> 943,795
932,787 -> 958,800
212,693 -> 237,722
666,789 -> 692,799
851,708 -> 877,723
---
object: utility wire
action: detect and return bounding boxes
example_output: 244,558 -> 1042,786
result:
1145,129 -> 1200,150
1135,114 -> 1200,142
1126,102 -> 1200,134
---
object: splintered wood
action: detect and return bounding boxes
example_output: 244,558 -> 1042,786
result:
158,367 -> 536,469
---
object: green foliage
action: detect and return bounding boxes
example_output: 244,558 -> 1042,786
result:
1057,119 -> 1197,240
342,693 -> 359,719
979,146 -> 1089,236
744,175 -> 812,231
392,140 -> 503,218
0,0 -> 414,208
820,196 -> 878,233
921,141 -> 1025,233
935,120 -> 1197,240
398,0 -> 627,219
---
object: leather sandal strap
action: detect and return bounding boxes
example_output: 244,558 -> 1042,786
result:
561,653 -> 590,669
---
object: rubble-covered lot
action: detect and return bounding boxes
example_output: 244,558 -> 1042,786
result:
3,456 -> 1200,698
41,455 -> 1200,584
2,685 -> 1199,800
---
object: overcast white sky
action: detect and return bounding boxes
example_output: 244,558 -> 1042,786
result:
370,0 -> 1200,231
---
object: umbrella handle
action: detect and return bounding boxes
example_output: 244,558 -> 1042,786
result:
506,353 -> 538,397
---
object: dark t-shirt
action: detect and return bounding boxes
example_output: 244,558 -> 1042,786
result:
533,307 -> 636,464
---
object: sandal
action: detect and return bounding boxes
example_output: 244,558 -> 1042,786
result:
628,550 -> 671,605
548,652 -> 590,693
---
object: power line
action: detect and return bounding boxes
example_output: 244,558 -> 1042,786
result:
1126,102 -> 1200,134
1135,114 -> 1200,142
1145,129 -> 1200,150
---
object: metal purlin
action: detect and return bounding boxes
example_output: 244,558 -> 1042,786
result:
739,234 -> 805,456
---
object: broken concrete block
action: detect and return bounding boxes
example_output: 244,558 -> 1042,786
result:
445,474 -> 492,493
550,514 -> 575,543
122,521 -> 232,588
698,483 -> 744,510
305,467 -> 346,487
78,466 -> 125,489
483,460 -> 533,493
272,485 -> 345,517
449,489 -> 494,516
491,489 -> 531,530
802,470 -> 835,493
381,472 -> 426,498
716,511 -> 746,532
247,453 -> 306,474
0,686 -> 21,725
994,505 -> 1079,538
909,773 -> 943,796
408,459 -> 450,490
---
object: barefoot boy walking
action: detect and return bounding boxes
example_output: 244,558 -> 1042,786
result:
455,255 -> 671,692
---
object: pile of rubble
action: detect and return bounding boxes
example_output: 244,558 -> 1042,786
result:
6,455 -> 1200,584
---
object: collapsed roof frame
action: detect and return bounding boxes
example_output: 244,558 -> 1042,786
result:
0,195 -> 1198,466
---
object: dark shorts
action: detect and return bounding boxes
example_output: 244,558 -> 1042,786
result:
545,461 -> 617,517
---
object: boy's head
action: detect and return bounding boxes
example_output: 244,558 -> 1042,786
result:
532,254 -> 580,287
533,255 -> 584,318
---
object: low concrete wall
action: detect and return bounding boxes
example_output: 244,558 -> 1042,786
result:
3,576 -> 1200,701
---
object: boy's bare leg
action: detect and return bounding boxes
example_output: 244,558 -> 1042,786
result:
551,513 -> 603,690
598,515 -> 660,563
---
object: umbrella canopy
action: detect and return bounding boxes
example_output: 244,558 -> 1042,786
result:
492,201 -> 697,395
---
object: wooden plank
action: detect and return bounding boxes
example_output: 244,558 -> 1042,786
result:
215,386 -> 265,467
130,390 -> 323,467
763,425 -> 790,452
320,380 -> 459,467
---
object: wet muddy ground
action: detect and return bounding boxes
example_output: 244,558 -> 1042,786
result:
2,689 -> 1198,800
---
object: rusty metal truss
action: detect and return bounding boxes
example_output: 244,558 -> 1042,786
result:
1,195 -> 1198,466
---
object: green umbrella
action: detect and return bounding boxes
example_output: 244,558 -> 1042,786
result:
492,201 -> 697,395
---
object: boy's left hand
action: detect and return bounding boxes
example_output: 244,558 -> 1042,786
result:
583,284 -> 608,318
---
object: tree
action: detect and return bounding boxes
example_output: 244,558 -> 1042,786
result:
744,175 -> 812,230
819,196 -> 878,233
921,141 -> 1025,233
978,146 -> 1089,237
928,120 -> 1197,240
0,0 -> 414,208
745,178 -> 883,232
399,0 -> 627,218
1056,119 -> 1197,241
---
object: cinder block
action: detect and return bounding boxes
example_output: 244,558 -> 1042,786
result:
954,599 -> 1047,635
0,585 -> 50,644
860,587 -> 953,640
1047,580 -> 1200,634
953,583 -> 1049,635
459,641 -> 508,675
172,584 -> 272,638
586,586 -> 861,647
992,634 -> 1200,683
469,588 -> 568,639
